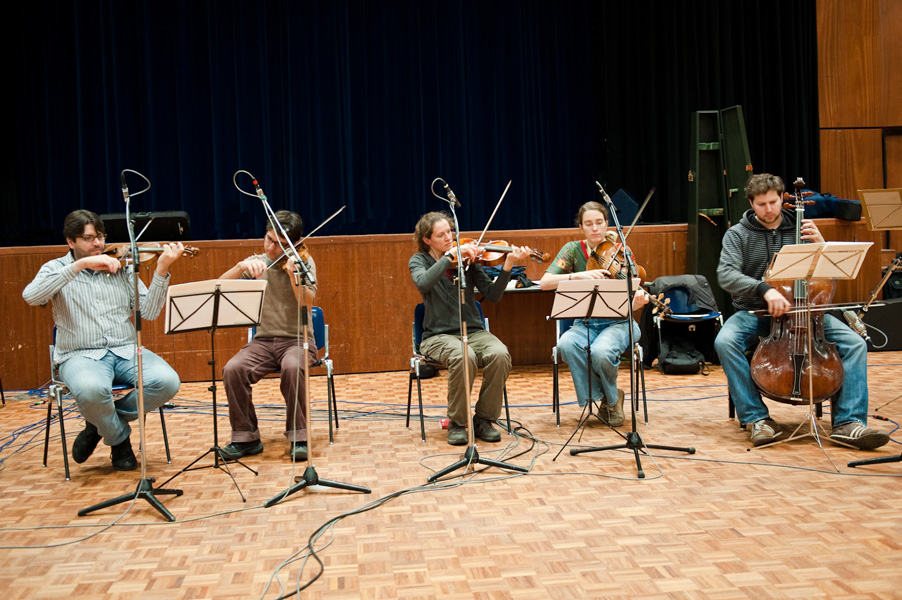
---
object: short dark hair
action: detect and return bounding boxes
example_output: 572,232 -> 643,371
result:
745,173 -> 785,202
574,201 -> 608,226
63,210 -> 105,241
265,210 -> 304,243
413,211 -> 452,253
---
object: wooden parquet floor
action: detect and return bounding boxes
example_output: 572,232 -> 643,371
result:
1,353 -> 901,599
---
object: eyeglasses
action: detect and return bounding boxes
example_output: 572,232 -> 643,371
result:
78,234 -> 106,243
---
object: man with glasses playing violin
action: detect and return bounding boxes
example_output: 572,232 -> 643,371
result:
714,173 -> 889,450
219,210 -> 317,462
23,209 -> 185,471
409,211 -> 530,446
539,201 -> 649,426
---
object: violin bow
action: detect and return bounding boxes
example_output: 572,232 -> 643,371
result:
473,180 -> 513,248
622,187 -> 655,243
265,205 -> 346,270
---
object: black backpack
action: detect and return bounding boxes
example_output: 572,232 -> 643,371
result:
658,336 -> 707,375
640,274 -> 721,375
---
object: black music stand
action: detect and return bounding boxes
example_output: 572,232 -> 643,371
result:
551,278 -> 638,461
155,278 -> 267,501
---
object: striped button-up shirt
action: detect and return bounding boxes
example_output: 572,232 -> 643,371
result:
23,253 -> 171,365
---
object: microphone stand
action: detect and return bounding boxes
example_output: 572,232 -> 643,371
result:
426,180 -> 527,483
569,183 -> 695,478
79,170 -> 183,521
239,178 -> 369,506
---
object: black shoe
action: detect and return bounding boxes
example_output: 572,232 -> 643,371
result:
473,415 -> 501,443
220,440 -> 264,460
289,442 -> 308,461
72,421 -> 102,464
447,421 -> 468,446
110,437 -> 138,471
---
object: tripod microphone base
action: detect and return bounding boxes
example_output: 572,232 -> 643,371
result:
427,445 -> 528,483
264,465 -> 371,507
78,477 -> 183,521
571,431 -> 695,479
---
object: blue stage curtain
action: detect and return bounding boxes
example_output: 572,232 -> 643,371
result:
5,0 -> 816,246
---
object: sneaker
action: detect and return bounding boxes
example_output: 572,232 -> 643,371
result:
220,440 -> 264,460
447,421 -> 468,446
750,419 -> 782,447
72,421 -> 102,464
289,442 -> 308,461
473,415 -> 501,443
830,421 -> 889,450
110,437 -> 138,471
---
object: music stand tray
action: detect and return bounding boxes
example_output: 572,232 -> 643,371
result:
157,279 -> 266,501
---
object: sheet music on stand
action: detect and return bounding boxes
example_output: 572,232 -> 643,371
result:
766,242 -> 872,281
550,278 -> 641,320
165,279 -> 267,333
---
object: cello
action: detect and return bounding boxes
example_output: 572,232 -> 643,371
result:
749,177 -> 843,404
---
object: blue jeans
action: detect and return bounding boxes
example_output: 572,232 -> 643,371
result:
558,318 -> 639,408
713,310 -> 869,427
58,350 -> 180,446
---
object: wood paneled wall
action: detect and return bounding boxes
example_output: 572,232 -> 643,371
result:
2,219 -> 888,392
818,0 -> 902,226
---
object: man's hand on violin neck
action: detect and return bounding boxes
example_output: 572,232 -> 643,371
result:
155,242 -> 186,275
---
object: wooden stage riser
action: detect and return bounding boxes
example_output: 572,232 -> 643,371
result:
1,220 -> 890,389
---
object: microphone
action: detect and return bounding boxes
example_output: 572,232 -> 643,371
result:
253,178 -> 266,201
121,172 -> 130,203
843,310 -> 871,343
595,181 -> 612,205
443,181 -> 460,207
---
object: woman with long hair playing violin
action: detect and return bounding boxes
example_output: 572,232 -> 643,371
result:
539,201 -> 649,426
409,211 -> 531,446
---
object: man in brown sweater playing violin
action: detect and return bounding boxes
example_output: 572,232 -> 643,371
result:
219,210 -> 317,462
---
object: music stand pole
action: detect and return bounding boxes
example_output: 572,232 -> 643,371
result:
426,194 -> 527,483
79,176 -> 182,521
157,284 -> 259,501
552,285 -> 608,461
569,184 -> 695,478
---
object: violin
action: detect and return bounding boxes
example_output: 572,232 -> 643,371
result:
749,177 -> 843,404
450,238 -> 550,266
585,233 -> 671,316
268,239 -> 311,270
103,243 -> 199,266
